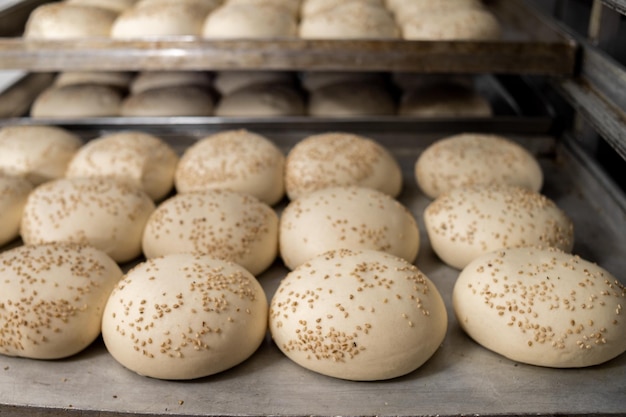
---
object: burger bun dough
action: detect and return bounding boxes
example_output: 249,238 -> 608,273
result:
213,71 -> 296,96
308,81 -> 396,117
31,85 -> 123,118
401,9 -> 501,41
120,86 -> 214,117
111,3 -> 215,37
202,3 -> 298,39
270,248 -> 447,380
453,246 -> 626,367
0,176 -> 33,246
24,3 -> 118,39
102,253 -> 268,379
54,71 -> 134,89
130,71 -> 214,95
215,83 -> 305,117
0,243 -> 123,359
399,83 -> 493,118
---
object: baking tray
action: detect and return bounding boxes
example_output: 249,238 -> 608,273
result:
0,73 -> 557,135
0,0 -> 577,74
0,125 -> 624,417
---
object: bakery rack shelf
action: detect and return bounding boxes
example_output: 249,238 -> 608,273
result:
0,0 -> 577,75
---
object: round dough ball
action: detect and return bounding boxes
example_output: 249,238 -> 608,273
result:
285,132 -> 402,200
136,0 -> 221,8
21,177 -> 155,263
453,246 -> 626,367
65,131 -> 179,201
301,0 -> 384,17
111,3 -> 213,37
120,86 -> 214,117
102,253 -> 268,380
424,184 -> 575,270
390,0 -> 484,25
24,3 -> 118,39
308,81 -> 396,117
299,2 -> 399,39
54,71 -> 134,89
401,9 -> 501,41
270,248 -> 447,380
0,243 -> 123,359
279,186 -> 420,270
300,71 -> 385,92
399,83 -> 492,118
215,83 -> 305,117
415,133 -> 543,199
0,176 -> 33,246
0,125 -> 82,185
175,129 -> 285,205
202,4 -> 298,39
31,85 -> 123,119
227,0 -> 302,17
142,190 -> 278,275
213,71 -> 296,96
130,71 -> 214,95
65,0 -> 139,13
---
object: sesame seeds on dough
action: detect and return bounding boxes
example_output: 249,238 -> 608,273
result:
423,184 -> 574,270
142,189 -> 279,276
279,186 -> 420,270
175,129 -> 286,206
20,177 -> 155,263
0,243 -> 123,359
269,248 -> 447,380
284,132 -> 402,201
453,246 -> 626,367
101,253 -> 268,380
0,176 -> 32,246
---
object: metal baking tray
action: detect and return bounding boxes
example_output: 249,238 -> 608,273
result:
0,125 -> 624,417
0,0 -> 577,74
0,72 -> 557,135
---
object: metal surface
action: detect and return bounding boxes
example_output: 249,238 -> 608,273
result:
0,128 -> 624,417
0,0 -> 577,74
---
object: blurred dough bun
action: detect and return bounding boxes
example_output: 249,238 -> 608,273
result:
226,0 -> 302,17
0,242 -> 122,359
202,3 -> 297,38
54,71 -> 134,89
285,132 -> 402,200
31,85 -> 123,118
175,129 -> 285,205
21,177 -> 155,263
269,248 -> 447,380
111,3 -> 215,37
299,2 -> 399,39
24,3 -> 118,39
130,71 -> 214,94
402,9 -> 501,40
0,176 -> 33,246
142,189 -> 278,275
279,186 -> 420,270
300,71 -> 385,92
102,253 -> 268,380
424,184 -> 575,270
301,0 -> 384,17
136,0 -> 222,8
399,83 -> 492,118
415,133 -> 543,199
65,131 -> 179,201
0,125 -> 82,185
453,246 -> 626,367
120,86 -> 214,117
65,0 -> 139,13
389,0 -> 484,25
308,81 -> 396,117
213,71 -> 296,95
215,84 -> 305,117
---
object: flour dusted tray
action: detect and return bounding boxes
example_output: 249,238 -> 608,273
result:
0,123 -> 624,417
0,0 -> 576,74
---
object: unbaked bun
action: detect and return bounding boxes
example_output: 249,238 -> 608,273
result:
279,186 -> 420,270
111,3 -> 215,37
175,129 -> 285,205
142,189 -> 278,275
301,0 -> 384,17
423,184 -> 575,270
120,86 -> 214,117
308,81 -> 396,117
226,0 -> 302,17
102,253 -> 268,379
24,3 -> 118,39
270,248 -> 447,380
213,71 -> 296,95
415,133 -> 544,199
399,83 -> 492,118
0,176 -> 33,246
65,131 -> 179,201
21,177 -> 155,263
136,0 -> 222,8
285,132 -> 402,200
130,71 -> 214,94
54,71 -> 134,89
31,85 -> 123,118
300,71 -> 385,92
215,83 -> 305,117
453,246 -> 626,367
390,0 -> 484,25
65,0 -> 139,13
0,125 -> 82,185
401,9 -> 501,41
202,3 -> 298,39
0,243 -> 122,359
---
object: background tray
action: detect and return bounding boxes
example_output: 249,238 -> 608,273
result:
0,126 -> 624,417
